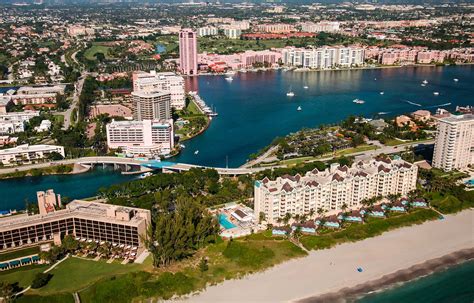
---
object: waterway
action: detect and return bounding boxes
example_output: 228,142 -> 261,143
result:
176,65 -> 474,167
357,260 -> 474,303
0,167 -> 137,212
1,65 -> 473,210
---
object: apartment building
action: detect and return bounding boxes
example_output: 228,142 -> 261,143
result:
223,27 -> 242,39
0,200 -> 151,251
197,26 -> 218,37
254,158 -> 418,224
132,71 -> 185,109
300,21 -> 340,33
432,114 -> 474,171
106,119 -> 174,156
255,23 -> 295,33
132,91 -> 171,121
0,144 -> 65,166
179,28 -> 198,76
282,46 -> 365,69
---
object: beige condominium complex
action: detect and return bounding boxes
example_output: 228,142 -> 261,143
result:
132,71 -> 186,109
432,114 -> 474,171
132,91 -> 171,121
254,157 -> 418,224
0,199 -> 151,252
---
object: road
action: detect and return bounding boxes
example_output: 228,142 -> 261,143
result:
58,73 -> 86,130
241,145 -> 279,168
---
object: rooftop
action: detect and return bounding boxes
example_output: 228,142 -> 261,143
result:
439,114 -> 474,124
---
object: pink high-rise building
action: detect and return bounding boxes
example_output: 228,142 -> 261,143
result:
179,29 -> 198,76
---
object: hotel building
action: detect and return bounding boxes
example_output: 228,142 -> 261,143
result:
0,144 -> 65,166
0,200 -> 151,251
106,119 -> 174,157
432,114 -> 474,171
254,158 -> 418,224
282,46 -> 365,69
132,71 -> 185,109
132,91 -> 171,121
179,29 -> 198,76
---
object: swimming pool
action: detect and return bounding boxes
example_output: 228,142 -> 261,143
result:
465,179 -> 474,185
218,214 -> 237,230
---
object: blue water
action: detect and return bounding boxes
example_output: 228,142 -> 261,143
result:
0,167 -> 137,211
218,213 -> 236,229
465,179 -> 474,185
175,65 -> 474,167
156,44 -> 166,54
357,260 -> 474,303
0,86 -> 18,93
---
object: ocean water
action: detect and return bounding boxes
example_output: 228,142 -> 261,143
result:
175,65 -> 474,167
357,260 -> 474,303
0,167 -> 137,211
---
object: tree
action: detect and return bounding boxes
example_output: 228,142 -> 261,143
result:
62,235 -> 79,253
0,281 -> 14,302
31,273 -> 53,289
199,257 -> 209,273
259,212 -> 266,224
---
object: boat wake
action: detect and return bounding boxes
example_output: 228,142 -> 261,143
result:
404,100 -> 422,107
426,102 -> 451,108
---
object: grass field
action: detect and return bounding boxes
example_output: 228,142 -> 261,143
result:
84,45 -> 113,61
0,246 -> 39,262
0,264 -> 48,288
334,144 -> 378,156
53,114 -> 65,124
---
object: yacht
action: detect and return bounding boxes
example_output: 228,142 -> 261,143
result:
194,150 -> 199,155
453,78 -> 459,82
286,91 -> 295,97
297,106 -> 302,111
422,80 -> 428,84
139,172 -> 153,179
225,76 -> 233,82
380,91 -> 384,95
303,86 -> 309,89
433,92 -> 439,96
353,99 -> 365,104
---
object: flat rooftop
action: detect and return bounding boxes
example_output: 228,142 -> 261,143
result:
440,114 -> 474,123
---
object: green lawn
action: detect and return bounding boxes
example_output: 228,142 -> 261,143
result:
53,114 -> 64,124
84,45 -> 113,61
427,192 -> 474,214
0,246 -> 39,262
300,209 -> 439,250
16,293 -> 75,303
384,138 -> 405,146
334,144 -> 378,156
0,264 -> 48,289
29,257 -> 148,296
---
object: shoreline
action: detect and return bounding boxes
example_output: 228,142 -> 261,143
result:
186,210 -> 474,302
298,248 -> 474,303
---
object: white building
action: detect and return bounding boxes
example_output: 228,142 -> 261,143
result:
0,144 -> 65,166
197,26 -> 218,37
132,71 -> 185,109
222,27 -> 242,39
132,91 -> 171,121
432,114 -> 474,171
254,158 -> 418,224
282,46 -> 365,69
106,119 -> 174,157
0,111 -> 40,134
34,120 -> 52,133
300,21 -> 340,33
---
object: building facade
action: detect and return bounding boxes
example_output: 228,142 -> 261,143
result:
282,46 -> 365,69
432,114 -> 474,171
106,119 -> 174,156
132,71 -> 185,109
0,200 -> 151,251
179,29 -> 198,76
254,158 -> 418,224
0,144 -> 65,166
132,91 -> 171,121
197,26 -> 218,37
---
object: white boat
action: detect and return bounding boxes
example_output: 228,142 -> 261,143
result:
433,92 -> 439,96
374,78 -> 377,81
303,86 -> 309,89
297,106 -> 302,111
453,78 -> 459,82
139,172 -> 153,179
380,91 -> 384,95
194,150 -> 199,155
421,84 -> 426,87
225,77 -> 233,82
179,144 -> 186,149
422,80 -> 428,84
225,70 -> 236,75
353,99 -> 365,104
286,91 -> 295,97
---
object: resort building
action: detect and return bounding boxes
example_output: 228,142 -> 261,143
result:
0,200 -> 151,252
132,91 -> 171,121
254,158 -> 418,224
106,119 -> 174,157
0,144 -> 65,166
282,46 -> 365,69
179,28 -> 198,76
132,71 -> 186,109
432,114 -> 474,171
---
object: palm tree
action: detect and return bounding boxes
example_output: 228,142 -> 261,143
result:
309,209 -> 315,219
283,213 -> 292,225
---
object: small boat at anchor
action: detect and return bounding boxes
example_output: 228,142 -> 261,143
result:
297,106 -> 302,111
353,99 -> 365,104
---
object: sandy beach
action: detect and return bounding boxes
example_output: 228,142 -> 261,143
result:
185,209 -> 474,302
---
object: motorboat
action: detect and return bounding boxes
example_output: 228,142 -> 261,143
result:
286,91 -> 295,97
453,78 -> 459,82
353,99 -> 365,104
194,150 -> 199,155
303,86 -> 309,89
380,91 -> 384,95
225,76 -> 233,82
422,80 -> 428,84
297,106 -> 302,111
433,92 -> 439,96
139,172 -> 153,179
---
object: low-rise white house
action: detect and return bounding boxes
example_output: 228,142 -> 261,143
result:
0,144 -> 65,165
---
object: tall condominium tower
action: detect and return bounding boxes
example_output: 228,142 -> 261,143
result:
132,91 -> 171,121
432,114 -> 474,171
179,29 -> 198,76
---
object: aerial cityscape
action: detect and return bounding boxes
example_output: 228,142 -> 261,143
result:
0,0 -> 473,302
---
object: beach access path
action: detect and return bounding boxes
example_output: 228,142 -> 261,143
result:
186,209 -> 474,302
